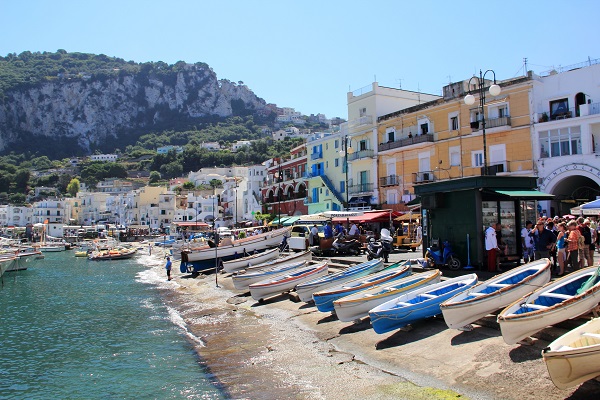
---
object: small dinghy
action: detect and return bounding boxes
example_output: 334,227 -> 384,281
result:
369,274 -> 478,334
232,260 -> 308,291
296,259 -> 385,303
333,269 -> 442,322
312,260 -> 412,313
542,317 -> 600,389
440,259 -> 551,330
249,261 -> 328,302
222,248 -> 280,273
498,266 -> 600,345
242,250 -> 312,273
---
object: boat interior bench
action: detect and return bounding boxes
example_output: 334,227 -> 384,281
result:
420,293 -> 437,299
526,304 -> 548,310
581,332 -> 600,339
541,293 -> 571,300
488,283 -> 510,288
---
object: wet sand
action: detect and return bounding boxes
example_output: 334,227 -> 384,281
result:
158,251 -> 600,399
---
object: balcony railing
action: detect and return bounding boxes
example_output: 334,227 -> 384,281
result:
378,134 -> 434,152
310,151 -> 323,160
348,115 -> 373,128
348,182 -> 374,195
412,171 -> 435,184
347,149 -> 374,161
380,175 -> 399,187
470,116 -> 511,130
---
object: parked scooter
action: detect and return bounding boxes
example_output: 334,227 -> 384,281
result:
331,233 -> 362,256
425,240 -> 461,270
366,228 -> 394,263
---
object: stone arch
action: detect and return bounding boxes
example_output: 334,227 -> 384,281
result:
539,163 -> 600,216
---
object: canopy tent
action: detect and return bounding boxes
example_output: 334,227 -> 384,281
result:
486,189 -> 554,200
332,210 -> 401,224
268,216 -> 290,226
395,212 -> 421,222
322,211 -> 364,219
571,198 -> 600,216
173,222 -> 210,227
282,216 -> 301,226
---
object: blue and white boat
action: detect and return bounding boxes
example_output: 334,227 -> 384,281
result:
249,261 -> 329,302
312,261 -> 412,313
232,260 -> 309,291
369,274 -> 478,334
296,259 -> 385,303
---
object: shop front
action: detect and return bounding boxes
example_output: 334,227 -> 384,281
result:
414,176 -> 553,269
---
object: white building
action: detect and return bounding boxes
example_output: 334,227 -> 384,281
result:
157,145 -> 184,154
231,140 -> 252,152
272,126 -> 301,141
531,59 -> 600,216
0,205 -> 33,227
201,142 -> 221,151
90,154 -> 118,162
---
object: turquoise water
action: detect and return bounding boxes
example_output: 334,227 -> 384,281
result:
0,252 -> 225,399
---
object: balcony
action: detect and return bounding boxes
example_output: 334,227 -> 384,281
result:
347,149 -> 374,161
470,116 -> 511,131
380,175 -> 399,187
412,171 -> 435,184
348,182 -> 374,195
378,134 -> 434,152
310,151 -> 323,160
348,115 -> 373,129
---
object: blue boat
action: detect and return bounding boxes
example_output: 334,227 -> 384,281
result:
312,261 -> 412,313
295,259 -> 385,303
369,274 -> 478,334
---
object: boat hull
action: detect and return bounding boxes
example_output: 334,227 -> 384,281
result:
232,260 -> 308,290
441,259 -> 551,329
542,317 -> 600,389
296,259 -> 385,303
249,262 -> 328,301
333,270 -> 442,322
498,266 -> 600,344
369,274 -> 478,334
222,248 -> 280,273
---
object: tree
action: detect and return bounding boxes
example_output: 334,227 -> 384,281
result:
149,171 -> 161,184
66,178 -> 80,197
182,181 -> 195,190
8,193 -> 26,205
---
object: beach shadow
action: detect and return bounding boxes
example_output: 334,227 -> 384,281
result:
375,318 -> 447,350
339,319 -> 372,334
565,379 -> 600,399
316,313 -> 339,324
450,326 -> 497,346
298,302 -> 315,310
250,292 -> 289,307
508,344 -> 542,363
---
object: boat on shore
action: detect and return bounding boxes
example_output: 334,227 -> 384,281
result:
312,261 -> 412,313
542,317 -> 600,389
369,274 -> 478,334
333,269 -> 442,322
296,259 -> 385,303
241,250 -> 312,273
222,248 -> 280,273
232,260 -> 309,290
497,266 -> 600,345
180,227 -> 290,273
440,259 -> 551,330
0,255 -> 18,278
249,261 -> 328,302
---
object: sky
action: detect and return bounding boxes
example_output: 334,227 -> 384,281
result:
2,0 -> 600,120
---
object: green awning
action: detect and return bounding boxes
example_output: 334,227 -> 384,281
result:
269,216 -> 290,226
282,216 -> 300,226
492,190 -> 554,200
406,196 -> 421,206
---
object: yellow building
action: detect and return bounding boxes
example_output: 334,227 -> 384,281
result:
377,75 -> 535,207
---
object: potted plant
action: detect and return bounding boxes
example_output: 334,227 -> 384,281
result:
539,112 -> 549,122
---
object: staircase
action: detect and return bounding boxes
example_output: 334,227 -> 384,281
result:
320,175 -> 345,205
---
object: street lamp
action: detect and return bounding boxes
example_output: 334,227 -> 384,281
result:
274,162 -> 282,227
338,136 -> 354,210
464,69 -> 501,175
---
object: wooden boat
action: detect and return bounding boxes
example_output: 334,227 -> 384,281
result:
296,259 -> 386,303
333,269 -> 442,322
242,250 -> 311,273
232,260 -> 309,291
249,261 -> 329,302
369,274 -> 478,334
312,261 -> 412,313
498,266 -> 600,345
89,247 -> 137,261
180,227 -> 290,273
222,248 -> 280,273
542,317 -> 600,389
440,259 -> 551,330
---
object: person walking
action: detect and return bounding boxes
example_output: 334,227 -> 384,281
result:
566,220 -> 581,271
485,221 -> 499,272
521,220 -> 534,263
530,220 -> 556,261
578,218 -> 593,267
165,256 -> 172,281
555,222 -> 567,276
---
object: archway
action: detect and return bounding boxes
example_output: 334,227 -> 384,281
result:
548,175 -> 600,216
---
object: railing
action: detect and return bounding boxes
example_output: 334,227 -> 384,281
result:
347,149 -> 374,161
348,115 -> 373,129
412,171 -> 435,184
310,151 -> 323,160
378,134 -> 434,152
320,175 -> 345,204
590,102 -> 600,116
470,116 -> 511,130
380,175 -> 399,187
348,182 -> 374,195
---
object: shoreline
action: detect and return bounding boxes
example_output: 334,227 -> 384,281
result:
153,249 -> 600,399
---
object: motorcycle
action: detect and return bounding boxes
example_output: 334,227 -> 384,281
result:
366,229 -> 394,263
331,233 -> 362,256
425,240 -> 461,270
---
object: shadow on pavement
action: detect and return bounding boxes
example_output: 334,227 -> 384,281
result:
375,318 -> 447,350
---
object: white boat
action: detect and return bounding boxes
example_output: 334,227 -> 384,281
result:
232,260 -> 309,291
222,248 -> 280,273
0,255 -> 18,278
296,259 -> 386,303
39,243 -> 66,252
440,259 -> 552,330
249,261 -> 328,301
498,266 -> 600,345
242,250 -> 312,273
333,269 -> 442,322
542,317 -> 600,389
180,227 -> 290,273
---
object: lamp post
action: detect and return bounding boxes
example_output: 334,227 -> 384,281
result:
464,69 -> 501,175
275,162 -> 282,227
338,136 -> 354,210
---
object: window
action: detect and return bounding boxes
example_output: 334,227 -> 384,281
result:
340,181 -> 345,193
472,151 -> 484,167
161,210 -> 166,215
450,116 -> 459,130
359,140 -> 367,151
539,126 -> 581,158
335,158 -> 339,167
359,107 -> 367,117
420,123 -> 429,135
386,127 -> 395,143
449,146 -> 461,166
334,139 -> 339,149
549,98 -> 569,120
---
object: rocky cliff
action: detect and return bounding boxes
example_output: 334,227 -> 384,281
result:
0,63 -> 268,155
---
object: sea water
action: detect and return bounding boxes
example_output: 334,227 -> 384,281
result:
0,251 -> 225,399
